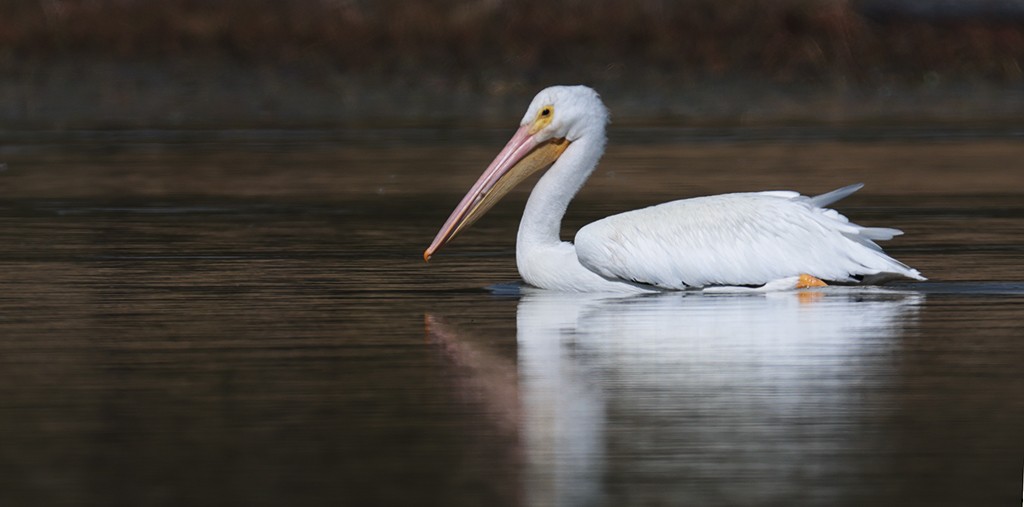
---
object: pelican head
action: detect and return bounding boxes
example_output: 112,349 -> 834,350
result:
424,85 -> 608,261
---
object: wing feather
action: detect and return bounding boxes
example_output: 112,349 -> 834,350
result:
574,186 -> 924,288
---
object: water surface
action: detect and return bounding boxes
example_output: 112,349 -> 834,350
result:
0,129 -> 1021,506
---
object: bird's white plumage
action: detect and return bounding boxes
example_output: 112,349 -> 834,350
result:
574,188 -> 924,289
431,85 -> 925,292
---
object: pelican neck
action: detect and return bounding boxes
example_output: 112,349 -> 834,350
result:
516,134 -> 606,250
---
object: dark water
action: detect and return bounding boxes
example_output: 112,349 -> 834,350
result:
0,129 -> 1022,506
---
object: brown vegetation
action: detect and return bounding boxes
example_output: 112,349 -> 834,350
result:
1,0 -> 1023,83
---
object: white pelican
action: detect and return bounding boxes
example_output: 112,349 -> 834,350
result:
424,85 -> 925,292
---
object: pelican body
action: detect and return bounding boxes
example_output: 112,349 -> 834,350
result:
424,85 -> 924,292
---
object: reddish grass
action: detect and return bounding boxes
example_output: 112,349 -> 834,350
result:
1,0 -> 1022,82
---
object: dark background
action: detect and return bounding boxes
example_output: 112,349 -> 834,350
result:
3,0 -> 1024,129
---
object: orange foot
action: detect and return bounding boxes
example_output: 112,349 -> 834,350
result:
796,274 -> 828,289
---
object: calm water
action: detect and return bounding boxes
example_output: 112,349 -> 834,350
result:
0,128 -> 1022,506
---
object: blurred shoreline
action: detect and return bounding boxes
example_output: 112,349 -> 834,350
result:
4,56 -> 1024,130
3,0 -> 1024,129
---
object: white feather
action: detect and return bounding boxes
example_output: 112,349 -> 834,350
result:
574,188 -> 925,289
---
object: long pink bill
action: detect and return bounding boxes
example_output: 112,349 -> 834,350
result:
423,125 -> 568,261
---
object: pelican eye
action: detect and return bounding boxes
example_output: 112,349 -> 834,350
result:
530,105 -> 555,134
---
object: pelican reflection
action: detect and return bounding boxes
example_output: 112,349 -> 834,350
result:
428,288 -> 923,506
